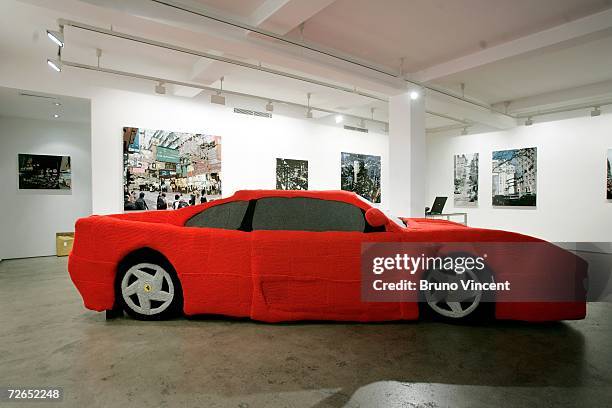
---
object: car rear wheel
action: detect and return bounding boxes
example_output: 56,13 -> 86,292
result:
420,263 -> 494,323
117,259 -> 183,320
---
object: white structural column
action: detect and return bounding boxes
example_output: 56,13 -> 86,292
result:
388,92 -> 426,217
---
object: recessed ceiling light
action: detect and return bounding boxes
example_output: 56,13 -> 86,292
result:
46,29 -> 64,48
410,90 -> 420,100
335,114 -> 344,124
47,59 -> 62,72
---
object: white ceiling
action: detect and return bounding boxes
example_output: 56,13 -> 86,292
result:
189,0 -> 612,112
0,86 -> 90,123
286,0 -> 612,72
1,0 -> 611,132
433,30 -> 612,105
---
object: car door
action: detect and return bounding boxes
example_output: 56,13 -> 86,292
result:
248,196 -> 407,322
179,200 -> 253,317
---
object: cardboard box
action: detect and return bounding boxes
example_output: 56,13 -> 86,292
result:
56,232 -> 75,257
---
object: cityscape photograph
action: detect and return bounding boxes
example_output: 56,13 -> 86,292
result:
18,153 -> 71,190
454,153 -> 479,206
340,152 -> 381,203
123,127 -> 221,211
607,149 -> 612,200
276,158 -> 308,190
492,147 -> 537,206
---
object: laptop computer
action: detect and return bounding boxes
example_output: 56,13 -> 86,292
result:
426,196 -> 447,215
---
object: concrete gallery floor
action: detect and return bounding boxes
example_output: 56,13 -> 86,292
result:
1,257 -> 611,408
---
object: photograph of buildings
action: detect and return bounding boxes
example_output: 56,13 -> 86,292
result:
607,149 -> 612,200
454,153 -> 479,206
18,154 -> 71,190
341,152 -> 381,203
123,127 -> 221,211
276,158 -> 308,190
492,147 -> 537,206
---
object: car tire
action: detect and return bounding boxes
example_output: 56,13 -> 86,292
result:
115,253 -> 183,320
419,256 -> 495,323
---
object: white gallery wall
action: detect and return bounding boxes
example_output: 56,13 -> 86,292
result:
90,88 -> 389,215
0,116 -> 92,259
427,114 -> 612,242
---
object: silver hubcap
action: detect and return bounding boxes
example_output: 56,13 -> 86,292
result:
424,268 -> 482,319
121,263 -> 174,315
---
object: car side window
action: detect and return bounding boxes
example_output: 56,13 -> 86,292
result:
251,197 -> 366,232
185,201 -> 249,230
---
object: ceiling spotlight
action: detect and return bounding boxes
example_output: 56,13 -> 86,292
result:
53,114 -> 60,119
47,58 -> 62,72
211,77 -> 226,105
335,114 -> 344,124
525,117 -> 533,126
46,29 -> 64,47
266,101 -> 274,112
155,81 -> 166,95
210,93 -> 226,105
410,90 -> 420,100
306,92 -> 313,118
591,106 -> 601,117
461,127 -> 469,135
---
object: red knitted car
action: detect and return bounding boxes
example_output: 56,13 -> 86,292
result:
68,190 -> 587,322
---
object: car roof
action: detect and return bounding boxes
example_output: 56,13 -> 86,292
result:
231,190 -> 370,208
233,189 -> 355,199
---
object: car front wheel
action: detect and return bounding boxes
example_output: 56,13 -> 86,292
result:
117,259 -> 182,320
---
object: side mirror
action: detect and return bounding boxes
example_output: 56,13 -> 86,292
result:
365,208 -> 387,228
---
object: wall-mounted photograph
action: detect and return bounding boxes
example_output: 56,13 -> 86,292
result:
123,127 -> 222,211
454,153 -> 479,206
276,158 -> 308,190
607,149 -> 612,200
341,152 -> 381,203
18,154 -> 71,190
492,147 -> 537,206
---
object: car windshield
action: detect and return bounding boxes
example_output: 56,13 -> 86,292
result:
354,194 -> 406,229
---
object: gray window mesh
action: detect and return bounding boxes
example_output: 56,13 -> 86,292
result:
185,201 -> 249,230
252,197 -> 365,232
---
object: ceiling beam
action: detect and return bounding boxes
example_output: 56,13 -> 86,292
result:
249,0 -> 337,35
497,79 -> 612,113
426,93 -> 517,130
413,7 -> 612,83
